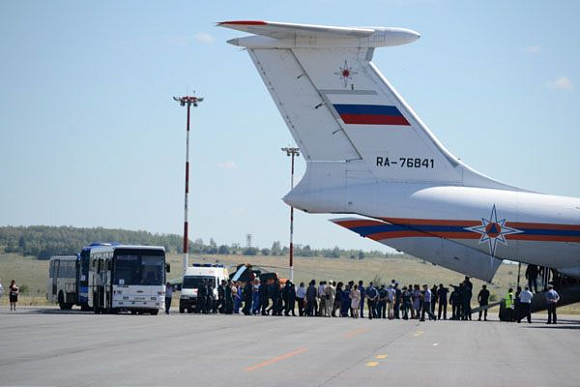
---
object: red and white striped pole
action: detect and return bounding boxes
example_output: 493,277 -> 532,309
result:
281,147 -> 300,282
174,96 -> 203,274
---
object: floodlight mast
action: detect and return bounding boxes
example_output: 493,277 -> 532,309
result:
173,95 -> 203,274
281,147 -> 300,282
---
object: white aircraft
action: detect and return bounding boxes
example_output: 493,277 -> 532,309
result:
219,20 -> 580,282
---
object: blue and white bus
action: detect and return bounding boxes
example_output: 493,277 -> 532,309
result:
78,243 -> 112,310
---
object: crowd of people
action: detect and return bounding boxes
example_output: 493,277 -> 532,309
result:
169,275 -> 502,322
1,272 -> 561,323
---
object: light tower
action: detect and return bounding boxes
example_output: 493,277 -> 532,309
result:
173,95 -> 203,274
281,147 -> 300,282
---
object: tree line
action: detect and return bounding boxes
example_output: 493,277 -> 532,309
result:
0,225 -> 391,260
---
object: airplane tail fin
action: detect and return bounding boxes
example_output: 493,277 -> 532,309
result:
219,21 -> 515,194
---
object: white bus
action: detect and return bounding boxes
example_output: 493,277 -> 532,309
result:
88,244 -> 169,315
47,255 -> 80,310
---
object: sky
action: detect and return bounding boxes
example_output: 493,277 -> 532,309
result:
1,1 -> 579,252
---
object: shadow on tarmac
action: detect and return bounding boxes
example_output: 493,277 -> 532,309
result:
525,325 -> 580,330
33,308 -> 90,315
524,320 -> 580,330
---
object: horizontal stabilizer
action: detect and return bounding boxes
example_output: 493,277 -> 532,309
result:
218,20 -> 375,39
219,20 -> 420,48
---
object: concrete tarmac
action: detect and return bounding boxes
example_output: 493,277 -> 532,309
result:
0,307 -> 579,387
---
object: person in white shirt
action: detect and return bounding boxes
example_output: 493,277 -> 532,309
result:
545,285 -> 560,324
420,284 -> 435,321
517,286 -> 534,323
296,282 -> 306,316
165,282 -> 173,315
386,285 -> 395,319
325,281 -> 335,317
0,278 -> 4,300
318,281 -> 327,317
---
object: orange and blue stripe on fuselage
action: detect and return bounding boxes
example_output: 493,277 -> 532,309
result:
335,218 -> 580,243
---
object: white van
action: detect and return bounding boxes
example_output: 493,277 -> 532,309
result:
179,264 -> 229,313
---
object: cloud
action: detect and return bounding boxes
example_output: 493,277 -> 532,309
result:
218,161 -> 238,170
194,32 -> 215,44
524,46 -> 541,54
546,77 -> 573,90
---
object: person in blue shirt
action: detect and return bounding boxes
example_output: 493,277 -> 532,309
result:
252,279 -> 261,315
401,286 -> 412,320
233,281 -> 242,314
366,282 -> 378,319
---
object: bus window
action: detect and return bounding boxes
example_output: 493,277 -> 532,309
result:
56,260 -> 62,277
62,261 -> 75,278
141,256 -> 164,285
49,260 -> 55,277
60,261 -> 67,277
114,255 -> 140,285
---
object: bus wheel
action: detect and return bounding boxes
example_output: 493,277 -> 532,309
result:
58,292 -> 71,310
179,306 -> 185,313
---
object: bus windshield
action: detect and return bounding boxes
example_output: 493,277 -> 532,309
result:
183,276 -> 217,289
141,256 -> 164,285
114,252 -> 164,286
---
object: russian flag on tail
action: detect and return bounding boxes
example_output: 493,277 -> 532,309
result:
334,104 -> 410,126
